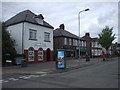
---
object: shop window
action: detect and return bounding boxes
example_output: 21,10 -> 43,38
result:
38,48 -> 43,61
28,47 -> 34,61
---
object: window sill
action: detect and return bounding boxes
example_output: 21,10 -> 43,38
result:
29,39 -> 37,41
44,40 -> 51,42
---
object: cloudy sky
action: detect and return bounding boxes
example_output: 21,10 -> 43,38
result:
1,1 -> 119,43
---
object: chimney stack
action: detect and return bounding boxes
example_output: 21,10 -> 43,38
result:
59,24 -> 65,30
85,33 -> 90,37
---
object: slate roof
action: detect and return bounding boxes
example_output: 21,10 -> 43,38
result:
53,28 -> 79,39
5,10 -> 54,29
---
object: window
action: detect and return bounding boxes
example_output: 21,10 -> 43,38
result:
73,39 -> 75,46
73,39 -> 78,46
69,38 -> 71,45
92,49 -> 95,55
95,49 -> 97,56
83,41 -> 86,47
44,32 -> 50,42
82,41 -> 84,46
77,40 -> 79,46
28,47 -> 34,61
29,29 -> 37,40
78,41 -> 82,46
84,41 -> 86,47
35,18 -> 43,25
92,42 -> 95,47
95,42 -> 98,47
64,38 -> 67,45
38,48 -> 43,61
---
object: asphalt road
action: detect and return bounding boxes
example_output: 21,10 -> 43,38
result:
2,58 -> 118,88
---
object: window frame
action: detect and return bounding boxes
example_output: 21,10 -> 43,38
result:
28,47 -> 34,61
64,37 -> 67,45
29,29 -> 37,41
69,38 -> 72,45
44,32 -> 50,42
38,49 -> 43,61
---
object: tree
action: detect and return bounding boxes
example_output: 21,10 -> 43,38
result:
98,26 -> 116,53
2,22 -> 17,65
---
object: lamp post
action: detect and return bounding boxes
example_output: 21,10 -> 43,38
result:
78,8 -> 89,59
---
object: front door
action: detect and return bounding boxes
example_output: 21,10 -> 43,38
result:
46,48 -> 50,61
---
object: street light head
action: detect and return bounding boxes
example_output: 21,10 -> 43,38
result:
85,8 -> 89,11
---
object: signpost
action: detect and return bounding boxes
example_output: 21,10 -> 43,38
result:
56,49 -> 66,69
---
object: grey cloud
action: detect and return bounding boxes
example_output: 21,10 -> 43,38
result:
2,2 -> 118,43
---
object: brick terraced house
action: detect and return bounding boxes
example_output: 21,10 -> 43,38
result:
80,33 -> 102,58
53,24 -> 80,60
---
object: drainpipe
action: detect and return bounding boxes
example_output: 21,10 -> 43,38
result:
22,22 -> 24,54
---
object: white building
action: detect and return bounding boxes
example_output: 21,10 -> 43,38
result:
5,10 -> 54,63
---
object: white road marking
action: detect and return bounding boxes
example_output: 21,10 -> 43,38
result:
40,74 -> 47,76
19,76 -> 27,79
19,75 -> 40,79
36,71 -> 47,74
28,75 -> 35,77
2,80 -> 9,83
9,78 -> 19,81
30,75 -> 40,77
19,76 -> 31,79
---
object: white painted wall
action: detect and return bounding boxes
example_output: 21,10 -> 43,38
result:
24,22 -> 53,51
6,22 -> 53,54
6,23 -> 23,54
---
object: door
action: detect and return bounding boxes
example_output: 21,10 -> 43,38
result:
46,48 -> 51,61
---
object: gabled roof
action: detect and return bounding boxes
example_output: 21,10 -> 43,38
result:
81,33 -> 98,42
53,28 -> 79,39
81,35 -> 93,41
5,10 -> 54,29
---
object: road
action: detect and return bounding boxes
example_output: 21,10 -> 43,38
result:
2,58 -> 118,88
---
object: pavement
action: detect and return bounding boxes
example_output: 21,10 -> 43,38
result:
2,57 -> 117,75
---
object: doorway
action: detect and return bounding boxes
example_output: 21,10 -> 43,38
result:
46,48 -> 51,61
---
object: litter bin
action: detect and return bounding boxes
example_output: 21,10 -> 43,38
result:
86,55 -> 90,61
21,59 -> 27,67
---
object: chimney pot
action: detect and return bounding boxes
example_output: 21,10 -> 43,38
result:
59,24 -> 65,30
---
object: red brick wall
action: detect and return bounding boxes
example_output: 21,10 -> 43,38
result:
24,49 -> 53,63
50,51 -> 54,61
34,50 -> 38,63
43,50 -> 47,62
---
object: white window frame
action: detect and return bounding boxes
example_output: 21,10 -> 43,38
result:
69,38 -> 72,45
38,49 -> 43,61
84,41 -> 86,47
28,48 -> 34,61
44,32 -> 50,42
29,29 -> 37,40
35,18 -> 43,25
64,37 -> 67,45
92,49 -> 94,55
75,40 -> 77,46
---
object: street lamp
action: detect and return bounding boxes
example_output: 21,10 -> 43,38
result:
78,8 -> 89,59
